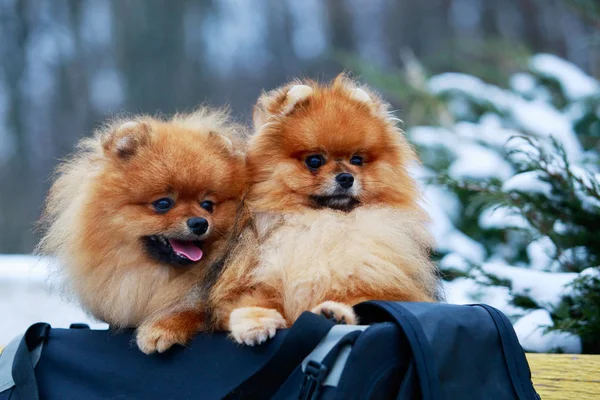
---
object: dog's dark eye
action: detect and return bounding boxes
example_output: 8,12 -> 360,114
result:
350,155 -> 364,166
152,198 -> 174,213
305,154 -> 325,170
200,200 -> 214,213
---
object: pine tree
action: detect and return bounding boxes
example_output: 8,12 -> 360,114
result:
360,53 -> 600,353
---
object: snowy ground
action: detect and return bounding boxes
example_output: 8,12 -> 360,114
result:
0,255 -> 107,345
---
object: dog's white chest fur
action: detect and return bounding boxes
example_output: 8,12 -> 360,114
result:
251,207 -> 433,320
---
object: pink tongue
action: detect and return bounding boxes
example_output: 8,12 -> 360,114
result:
168,239 -> 203,262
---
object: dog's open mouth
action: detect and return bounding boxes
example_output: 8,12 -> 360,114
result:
310,195 -> 359,212
143,235 -> 204,266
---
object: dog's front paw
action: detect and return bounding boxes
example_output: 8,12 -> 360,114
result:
311,301 -> 357,325
136,311 -> 203,354
136,323 -> 188,354
229,307 -> 287,346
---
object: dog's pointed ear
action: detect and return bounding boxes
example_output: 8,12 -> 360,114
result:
207,129 -> 245,157
253,83 -> 314,130
208,130 -> 234,151
349,88 -> 372,104
280,85 -> 313,114
102,120 -> 152,160
333,73 -> 391,118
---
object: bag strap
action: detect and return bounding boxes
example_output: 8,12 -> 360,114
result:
11,323 -> 50,400
472,304 -> 540,400
224,311 -> 335,399
298,330 -> 362,400
354,301 -> 442,400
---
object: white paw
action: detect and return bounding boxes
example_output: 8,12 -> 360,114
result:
136,323 -> 190,354
229,307 -> 287,346
311,301 -> 357,325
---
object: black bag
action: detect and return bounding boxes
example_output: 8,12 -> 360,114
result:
0,301 -> 540,400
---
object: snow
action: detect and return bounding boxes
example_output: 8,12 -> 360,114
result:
448,143 -> 513,180
514,309 -> 581,353
419,186 -> 486,264
0,255 -> 107,345
443,277 -> 523,317
443,233 -> 487,264
409,126 -> 455,148
454,116 -> 520,149
568,166 -> 600,211
442,278 -> 477,304
439,252 -> 471,273
570,165 -> 600,187
526,237 -> 557,271
558,247 -> 591,267
0,254 -> 54,282
447,97 -> 472,119
530,87 -> 554,104
529,53 -> 600,101
504,136 -> 541,164
428,72 -> 583,161
412,164 -> 485,263
481,262 -> 578,308
509,100 -> 582,161
553,220 -> 570,235
579,266 -> 600,279
428,73 -> 513,110
564,101 -> 587,122
510,73 -> 536,96
409,125 -> 514,181
478,206 -> 531,230
421,184 -> 462,224
502,171 -> 553,196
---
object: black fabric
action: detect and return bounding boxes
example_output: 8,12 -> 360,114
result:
36,327 -> 287,400
68,323 -> 90,330
0,390 -> 13,400
334,322 -> 409,400
354,301 -> 540,400
4,302 -> 540,400
354,301 -> 442,400
475,304 -> 541,400
11,323 -> 50,400
224,311 -> 335,399
297,330 -> 362,400
272,322 -> 407,400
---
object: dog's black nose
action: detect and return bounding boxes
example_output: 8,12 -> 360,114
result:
335,173 -> 354,189
187,217 -> 209,235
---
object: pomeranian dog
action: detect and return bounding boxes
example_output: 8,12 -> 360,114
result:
38,108 -> 247,353
209,75 -> 440,345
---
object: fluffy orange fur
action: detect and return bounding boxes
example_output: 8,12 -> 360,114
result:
38,108 -> 247,353
209,75 -> 439,345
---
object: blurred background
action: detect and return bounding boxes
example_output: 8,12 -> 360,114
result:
1,0 -> 599,356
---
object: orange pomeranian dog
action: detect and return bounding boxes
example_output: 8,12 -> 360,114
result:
38,108 -> 247,353
209,75 -> 440,345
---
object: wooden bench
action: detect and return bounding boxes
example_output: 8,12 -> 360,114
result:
0,345 -> 597,397
527,354 -> 600,399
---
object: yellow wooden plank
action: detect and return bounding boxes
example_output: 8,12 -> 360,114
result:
527,354 -> 600,399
